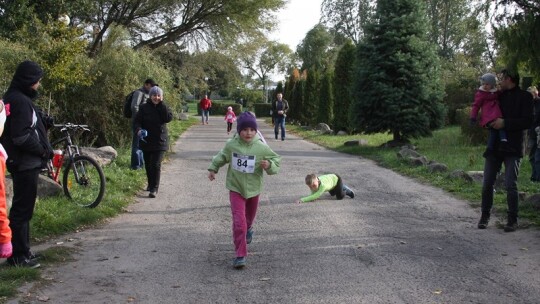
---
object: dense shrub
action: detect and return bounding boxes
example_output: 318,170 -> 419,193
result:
253,103 -> 272,117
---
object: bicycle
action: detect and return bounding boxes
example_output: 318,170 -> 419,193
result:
46,123 -> 106,208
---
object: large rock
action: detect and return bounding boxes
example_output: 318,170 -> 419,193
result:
407,156 -> 428,166
336,131 -> 348,136
37,174 -> 63,197
448,170 -> 474,183
80,146 -> 117,167
428,162 -> 448,173
317,123 -> 333,134
524,193 -> 540,210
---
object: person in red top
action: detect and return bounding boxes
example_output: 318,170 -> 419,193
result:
0,100 -> 12,259
200,95 -> 212,125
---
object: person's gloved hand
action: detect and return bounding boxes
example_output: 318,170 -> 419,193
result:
138,129 -> 148,143
469,118 -> 477,127
0,242 -> 12,258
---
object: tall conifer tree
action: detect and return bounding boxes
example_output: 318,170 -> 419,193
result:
333,41 -> 356,133
350,0 -> 445,141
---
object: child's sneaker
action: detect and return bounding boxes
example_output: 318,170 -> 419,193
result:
246,228 -> 254,244
343,185 -> 355,198
233,257 -> 246,269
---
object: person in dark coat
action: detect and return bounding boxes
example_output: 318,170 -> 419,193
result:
478,69 -> 533,232
133,86 -> 173,198
0,60 -> 53,268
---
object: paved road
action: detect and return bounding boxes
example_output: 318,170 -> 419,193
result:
14,118 -> 540,303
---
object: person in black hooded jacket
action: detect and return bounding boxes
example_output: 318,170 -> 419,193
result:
133,86 -> 173,198
0,60 -> 53,268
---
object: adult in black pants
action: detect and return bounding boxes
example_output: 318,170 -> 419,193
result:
478,69 -> 533,232
134,86 -> 173,198
0,61 -> 53,268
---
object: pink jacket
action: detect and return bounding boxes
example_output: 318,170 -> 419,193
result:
0,147 -> 11,246
224,111 -> 236,123
470,88 -> 502,127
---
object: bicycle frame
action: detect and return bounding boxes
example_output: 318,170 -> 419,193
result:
48,124 -> 88,183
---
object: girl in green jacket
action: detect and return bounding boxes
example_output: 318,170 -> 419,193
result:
208,112 -> 281,269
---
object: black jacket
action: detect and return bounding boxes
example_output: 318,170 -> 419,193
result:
488,86 -> 534,158
0,61 -> 52,172
133,100 -> 173,151
271,98 -> 289,118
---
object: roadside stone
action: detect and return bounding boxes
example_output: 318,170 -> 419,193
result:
337,131 -> 348,136
428,162 -> 448,173
80,146 -> 117,167
466,171 -> 484,183
37,174 -> 63,198
179,113 -> 189,121
397,147 -> 421,159
317,123 -> 332,134
524,194 -> 540,210
344,139 -> 368,146
408,156 -> 428,166
448,170 -> 474,183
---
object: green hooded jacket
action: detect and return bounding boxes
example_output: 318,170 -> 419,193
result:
208,133 -> 281,198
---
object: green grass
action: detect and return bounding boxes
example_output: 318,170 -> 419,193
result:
286,124 -> 540,227
0,111 -> 199,301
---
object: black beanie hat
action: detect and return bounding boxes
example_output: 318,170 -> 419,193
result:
13,60 -> 43,87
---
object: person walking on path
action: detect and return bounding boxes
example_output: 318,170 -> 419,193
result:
200,95 -> 212,125
0,101 -> 12,259
527,86 -> 540,181
207,112 -> 281,269
0,60 -> 53,268
296,173 -> 355,203
224,106 -> 236,135
477,69 -> 533,232
130,78 -> 156,170
271,93 -> 289,141
134,86 -> 173,198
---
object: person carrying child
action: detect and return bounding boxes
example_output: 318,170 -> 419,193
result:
224,106 -> 236,135
296,173 -> 355,203
470,73 -> 510,152
208,112 -> 281,269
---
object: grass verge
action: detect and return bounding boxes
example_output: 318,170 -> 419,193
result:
0,114 -> 199,301
286,124 -> 540,227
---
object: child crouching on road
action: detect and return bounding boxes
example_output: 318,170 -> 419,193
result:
296,173 -> 355,204
208,112 -> 281,269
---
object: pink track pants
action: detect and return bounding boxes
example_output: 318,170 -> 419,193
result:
229,191 -> 259,257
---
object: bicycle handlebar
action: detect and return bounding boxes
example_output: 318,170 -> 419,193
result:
53,123 -> 90,132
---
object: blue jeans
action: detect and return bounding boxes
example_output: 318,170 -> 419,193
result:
131,129 -> 144,169
487,128 -> 507,150
201,110 -> 209,123
274,116 -> 286,140
481,154 -> 521,219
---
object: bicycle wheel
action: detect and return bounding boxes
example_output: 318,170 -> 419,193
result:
62,155 -> 106,208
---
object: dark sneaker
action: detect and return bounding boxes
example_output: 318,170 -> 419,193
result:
7,257 -> 41,268
27,251 -> 43,260
346,189 -> 355,199
233,257 -> 246,269
477,214 -> 490,229
149,191 -> 156,198
504,221 -> 517,232
246,228 -> 254,244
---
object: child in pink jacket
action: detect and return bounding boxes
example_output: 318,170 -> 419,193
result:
470,73 -> 508,151
224,106 -> 236,135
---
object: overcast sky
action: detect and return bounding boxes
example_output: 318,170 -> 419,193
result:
273,0 -> 323,51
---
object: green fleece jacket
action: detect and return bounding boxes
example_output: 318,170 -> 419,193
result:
208,134 -> 281,198
300,174 -> 339,203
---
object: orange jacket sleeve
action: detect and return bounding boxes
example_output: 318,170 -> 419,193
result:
0,154 -> 11,245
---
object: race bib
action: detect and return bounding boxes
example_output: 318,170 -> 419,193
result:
232,153 -> 256,173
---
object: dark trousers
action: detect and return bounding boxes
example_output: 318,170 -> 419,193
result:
328,175 -> 345,200
143,150 -> 165,192
274,116 -> 286,140
481,154 -> 521,219
9,168 -> 40,259
227,122 -> 233,133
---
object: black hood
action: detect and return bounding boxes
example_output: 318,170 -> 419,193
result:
9,60 -> 43,98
